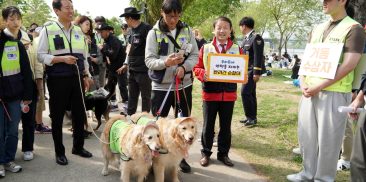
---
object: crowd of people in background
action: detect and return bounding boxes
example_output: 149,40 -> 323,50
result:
0,0 -> 366,181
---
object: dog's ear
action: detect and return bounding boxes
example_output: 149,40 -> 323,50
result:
132,125 -> 144,145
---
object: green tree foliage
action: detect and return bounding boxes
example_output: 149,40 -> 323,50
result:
107,17 -> 122,36
0,0 -> 51,28
251,0 -> 323,56
21,0 -> 52,28
182,0 -> 240,27
130,0 -> 194,25
130,0 -> 239,27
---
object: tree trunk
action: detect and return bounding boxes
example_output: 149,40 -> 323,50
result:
350,0 -> 366,26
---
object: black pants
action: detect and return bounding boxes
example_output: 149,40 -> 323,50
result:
151,85 -> 192,118
201,101 -> 234,157
47,76 -> 86,156
21,83 -> 37,152
105,71 -> 128,102
351,116 -> 366,181
241,71 -> 257,120
127,71 -> 151,115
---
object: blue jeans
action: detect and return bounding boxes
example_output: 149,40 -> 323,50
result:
0,100 -> 21,164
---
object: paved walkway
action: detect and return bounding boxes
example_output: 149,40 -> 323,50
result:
4,101 -> 267,182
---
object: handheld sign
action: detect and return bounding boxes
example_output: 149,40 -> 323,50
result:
207,53 -> 249,84
299,43 -> 344,79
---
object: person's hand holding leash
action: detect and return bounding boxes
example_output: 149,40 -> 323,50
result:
63,55 -> 78,65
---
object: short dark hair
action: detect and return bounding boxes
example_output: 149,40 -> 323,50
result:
2,6 -> 22,20
239,17 -> 255,29
125,14 -> 141,20
30,23 -> 38,27
345,0 -> 350,8
161,0 -> 182,14
213,16 -> 235,41
94,16 -> 106,23
52,0 -> 72,10
346,5 -> 354,18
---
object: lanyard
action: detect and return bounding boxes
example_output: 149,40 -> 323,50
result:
55,22 -> 73,54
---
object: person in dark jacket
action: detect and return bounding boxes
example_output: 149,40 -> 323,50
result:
119,7 -> 152,116
239,17 -> 264,127
0,6 -> 33,177
96,22 -> 128,114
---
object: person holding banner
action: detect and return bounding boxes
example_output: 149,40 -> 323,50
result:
286,0 -> 366,181
194,16 -> 244,167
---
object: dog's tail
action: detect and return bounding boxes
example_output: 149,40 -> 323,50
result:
103,115 -> 126,142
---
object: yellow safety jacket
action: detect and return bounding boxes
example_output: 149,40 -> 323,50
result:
45,22 -> 86,76
1,41 -> 20,77
305,16 -> 361,93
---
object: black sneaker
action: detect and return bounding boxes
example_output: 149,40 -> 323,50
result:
244,119 -> 257,127
179,159 -> 191,173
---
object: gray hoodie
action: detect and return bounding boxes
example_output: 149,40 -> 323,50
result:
145,20 -> 198,91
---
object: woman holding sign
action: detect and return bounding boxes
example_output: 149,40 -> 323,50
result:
193,16 -> 244,167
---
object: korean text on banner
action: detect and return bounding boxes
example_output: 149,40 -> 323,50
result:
207,53 -> 249,84
299,43 -> 344,79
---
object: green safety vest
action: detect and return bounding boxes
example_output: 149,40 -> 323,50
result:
1,41 -> 20,77
202,43 -> 241,69
135,116 -> 155,126
46,22 -> 85,56
305,16 -> 361,93
109,120 -> 132,154
154,26 -> 191,54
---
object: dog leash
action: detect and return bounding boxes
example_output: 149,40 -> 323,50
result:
1,100 -> 12,121
74,64 -> 112,145
155,77 -> 175,120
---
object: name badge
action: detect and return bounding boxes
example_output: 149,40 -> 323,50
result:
7,53 -> 17,60
5,46 -> 17,52
74,34 -> 81,40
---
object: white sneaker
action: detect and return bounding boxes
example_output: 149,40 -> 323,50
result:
286,172 -> 306,182
4,162 -> 22,173
337,159 -> 350,171
213,136 -> 218,147
0,165 -> 5,177
23,151 -> 34,161
292,147 -> 301,155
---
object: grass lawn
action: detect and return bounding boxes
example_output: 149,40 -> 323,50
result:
190,68 -> 350,182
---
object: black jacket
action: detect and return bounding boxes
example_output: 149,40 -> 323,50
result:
101,33 -> 125,72
0,31 -> 33,102
241,31 -> 265,75
128,22 -> 152,72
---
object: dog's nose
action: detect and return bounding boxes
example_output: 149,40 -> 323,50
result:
189,137 -> 194,141
155,146 -> 160,151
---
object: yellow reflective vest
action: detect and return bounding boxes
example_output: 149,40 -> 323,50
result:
45,22 -> 86,76
305,16 -> 361,93
1,41 -> 20,77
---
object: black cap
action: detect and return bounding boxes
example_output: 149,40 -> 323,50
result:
95,23 -> 113,31
94,16 -> 106,23
119,7 -> 142,17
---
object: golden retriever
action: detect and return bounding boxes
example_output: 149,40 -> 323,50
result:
130,113 -> 198,182
101,115 -> 162,182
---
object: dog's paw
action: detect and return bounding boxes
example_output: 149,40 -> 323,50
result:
101,168 -> 109,176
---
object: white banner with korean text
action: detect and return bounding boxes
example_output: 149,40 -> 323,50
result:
299,43 -> 344,79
